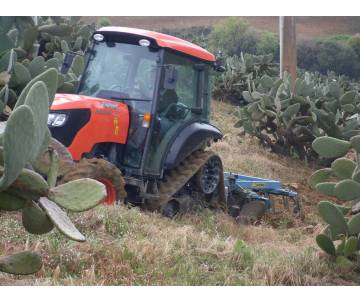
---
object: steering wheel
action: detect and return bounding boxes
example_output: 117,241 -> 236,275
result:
109,84 -> 123,90
160,102 -> 189,120
123,86 -> 148,99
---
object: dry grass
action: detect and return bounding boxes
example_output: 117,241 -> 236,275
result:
1,100 -> 360,285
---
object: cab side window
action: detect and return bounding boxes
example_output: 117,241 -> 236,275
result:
144,52 -> 201,175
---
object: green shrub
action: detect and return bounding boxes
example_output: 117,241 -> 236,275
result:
317,34 -> 352,44
97,17 -> 111,27
297,40 -> 360,79
257,31 -> 279,60
208,17 -> 258,56
348,34 -> 360,58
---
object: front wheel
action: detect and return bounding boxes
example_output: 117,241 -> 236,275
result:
60,158 -> 127,205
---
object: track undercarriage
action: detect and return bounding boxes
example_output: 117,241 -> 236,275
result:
50,140 -> 300,222
56,146 -> 228,217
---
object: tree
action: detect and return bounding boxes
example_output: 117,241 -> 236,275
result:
348,33 -> 360,58
208,17 -> 258,56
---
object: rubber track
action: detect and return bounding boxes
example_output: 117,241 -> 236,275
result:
145,150 -> 226,211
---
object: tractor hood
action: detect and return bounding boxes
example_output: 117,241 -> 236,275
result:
51,94 -> 125,112
49,93 -> 130,161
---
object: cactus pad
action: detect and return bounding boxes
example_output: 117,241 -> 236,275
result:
0,105 -> 35,190
0,191 -> 26,211
35,128 -> 52,164
24,81 -> 50,160
335,255 -> 353,271
47,150 -> 59,188
28,56 -> 45,78
350,135 -> 360,153
0,49 -> 17,72
282,103 -> 300,119
38,24 -> 72,36
0,251 -> 42,275
39,197 -> 85,242
340,91 -> 357,105
331,158 -> 356,180
334,179 -> 360,201
318,201 -> 349,237
335,205 -> 351,216
60,40 -> 70,53
348,213 -> 360,235
9,62 -> 31,88
57,82 -> 75,93
308,168 -> 332,189
344,237 -> 358,257
11,169 -> 49,196
316,234 -> 336,256
48,178 -> 106,212
312,137 -> 351,158
45,58 -> 60,69
70,55 -> 84,77
315,182 -> 336,196
22,200 -> 54,235
15,68 -> 58,109
260,75 -> 274,89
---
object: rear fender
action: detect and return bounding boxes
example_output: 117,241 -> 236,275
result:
164,122 -> 223,170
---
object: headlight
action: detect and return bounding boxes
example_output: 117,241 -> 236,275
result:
47,113 -> 68,127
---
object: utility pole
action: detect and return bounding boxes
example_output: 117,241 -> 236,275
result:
279,16 -> 297,83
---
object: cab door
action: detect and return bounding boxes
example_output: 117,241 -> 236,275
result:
144,52 -> 203,176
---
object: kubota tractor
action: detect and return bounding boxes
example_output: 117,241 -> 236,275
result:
48,26 -> 226,217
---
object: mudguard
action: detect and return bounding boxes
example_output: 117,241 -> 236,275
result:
164,122 -> 223,170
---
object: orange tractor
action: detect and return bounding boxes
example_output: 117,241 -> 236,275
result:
49,27 -> 227,217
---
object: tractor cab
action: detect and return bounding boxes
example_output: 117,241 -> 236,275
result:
50,27 -> 222,182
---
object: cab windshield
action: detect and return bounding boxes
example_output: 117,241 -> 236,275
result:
78,41 -> 159,101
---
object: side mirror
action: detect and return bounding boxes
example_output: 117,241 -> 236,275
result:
61,51 -> 77,74
163,65 -> 178,90
213,51 -> 225,73
214,65 -> 226,72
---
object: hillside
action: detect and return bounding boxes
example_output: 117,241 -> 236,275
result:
1,100 -> 359,286
83,16 -> 360,39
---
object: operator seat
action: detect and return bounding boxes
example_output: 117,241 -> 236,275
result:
158,89 -> 179,115
158,89 -> 180,139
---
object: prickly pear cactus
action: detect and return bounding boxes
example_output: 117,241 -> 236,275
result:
310,135 -> 360,267
0,16 -> 89,118
0,68 -> 106,275
213,53 -> 278,103
235,70 -> 360,163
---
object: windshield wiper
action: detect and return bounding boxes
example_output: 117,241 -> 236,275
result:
97,90 -> 129,100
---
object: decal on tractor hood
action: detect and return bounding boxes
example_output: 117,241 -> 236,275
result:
103,102 -> 118,109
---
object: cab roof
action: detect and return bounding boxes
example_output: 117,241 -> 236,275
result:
97,26 -> 216,63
